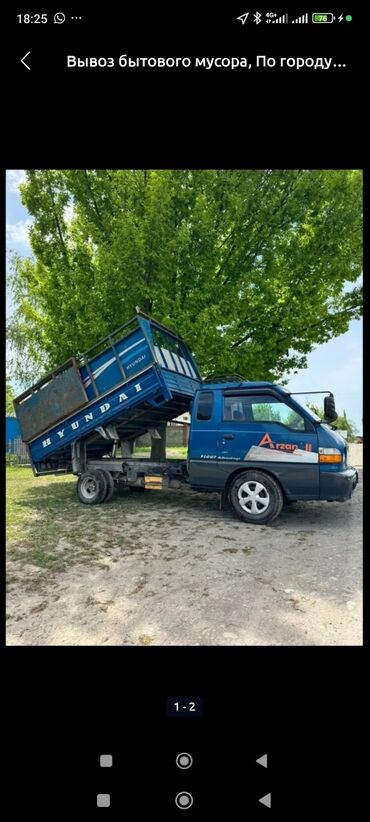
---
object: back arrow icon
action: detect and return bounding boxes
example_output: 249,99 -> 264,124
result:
21,51 -> 31,70
258,793 -> 272,808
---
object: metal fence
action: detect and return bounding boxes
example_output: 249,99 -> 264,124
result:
6,437 -> 31,465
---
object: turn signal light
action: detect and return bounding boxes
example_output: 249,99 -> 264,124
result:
319,454 -> 342,463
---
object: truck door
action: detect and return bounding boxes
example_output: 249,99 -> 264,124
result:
188,389 -> 221,487
217,391 -> 320,499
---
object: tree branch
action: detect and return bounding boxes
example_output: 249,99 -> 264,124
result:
82,170 -> 109,238
231,304 -> 362,349
45,175 -> 71,269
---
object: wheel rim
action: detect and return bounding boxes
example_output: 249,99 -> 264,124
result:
80,475 -> 98,499
237,480 -> 270,514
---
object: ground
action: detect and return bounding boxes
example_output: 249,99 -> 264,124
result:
6,458 -> 362,646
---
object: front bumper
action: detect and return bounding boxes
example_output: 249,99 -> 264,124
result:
320,466 -> 358,502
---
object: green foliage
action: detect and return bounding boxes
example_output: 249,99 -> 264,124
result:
7,170 -> 363,386
306,403 -> 325,419
284,409 -> 305,428
252,403 -> 282,422
6,378 -> 15,415
307,403 -> 359,442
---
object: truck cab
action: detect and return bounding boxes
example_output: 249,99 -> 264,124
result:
188,380 -> 358,523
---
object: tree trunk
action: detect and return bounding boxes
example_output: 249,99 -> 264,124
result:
142,299 -> 152,314
150,423 -> 167,460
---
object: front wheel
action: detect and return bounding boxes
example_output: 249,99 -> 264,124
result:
229,470 -> 283,524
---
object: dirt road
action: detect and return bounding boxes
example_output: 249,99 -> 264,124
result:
6,468 -> 362,646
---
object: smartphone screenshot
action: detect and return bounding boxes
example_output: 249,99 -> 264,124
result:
4,4 -> 364,817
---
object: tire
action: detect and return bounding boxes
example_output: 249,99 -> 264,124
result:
77,469 -> 107,505
97,469 -> 115,502
229,470 -> 283,524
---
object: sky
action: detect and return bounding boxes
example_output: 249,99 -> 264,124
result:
5,170 -> 363,434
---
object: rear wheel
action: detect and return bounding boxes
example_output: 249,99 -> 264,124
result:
229,470 -> 283,524
77,469 -> 107,505
97,469 -> 115,502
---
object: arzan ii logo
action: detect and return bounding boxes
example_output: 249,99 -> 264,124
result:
258,433 -> 312,452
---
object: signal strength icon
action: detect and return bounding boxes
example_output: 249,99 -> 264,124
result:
292,13 -> 309,23
272,13 -> 288,23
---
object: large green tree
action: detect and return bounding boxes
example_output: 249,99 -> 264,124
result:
7,170 -> 362,454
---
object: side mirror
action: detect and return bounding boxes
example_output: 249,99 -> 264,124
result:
324,393 -> 337,422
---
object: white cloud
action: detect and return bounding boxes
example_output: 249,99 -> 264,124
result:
6,219 -> 32,248
6,170 -> 27,193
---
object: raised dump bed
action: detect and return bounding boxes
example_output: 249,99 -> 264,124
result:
14,312 -> 201,475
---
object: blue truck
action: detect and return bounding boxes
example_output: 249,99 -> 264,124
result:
13,312 -> 358,524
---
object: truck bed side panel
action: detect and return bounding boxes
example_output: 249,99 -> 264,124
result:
28,366 -> 170,463
80,328 -> 153,400
14,363 -> 88,441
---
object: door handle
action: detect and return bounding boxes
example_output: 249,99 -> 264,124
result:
222,434 -> 234,440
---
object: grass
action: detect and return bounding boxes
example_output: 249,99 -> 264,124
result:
7,465 -> 118,584
6,452 -> 188,583
6,466 -> 77,572
6,466 -> 74,536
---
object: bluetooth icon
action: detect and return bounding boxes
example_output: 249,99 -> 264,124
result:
253,11 -> 262,24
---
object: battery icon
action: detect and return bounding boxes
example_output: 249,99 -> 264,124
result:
312,12 -> 334,22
